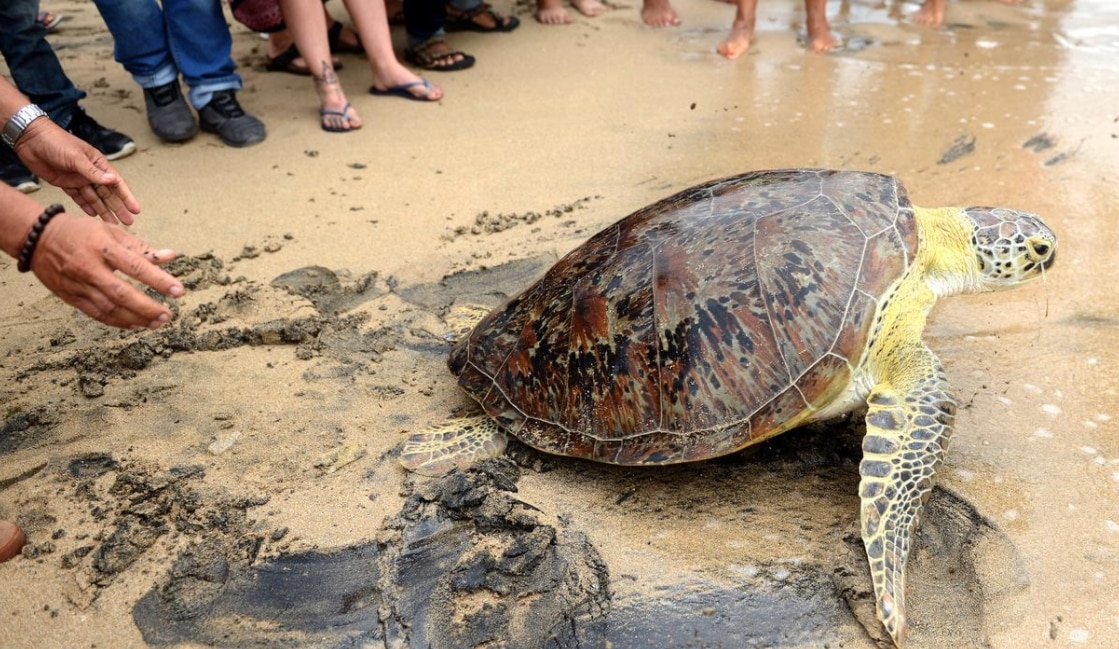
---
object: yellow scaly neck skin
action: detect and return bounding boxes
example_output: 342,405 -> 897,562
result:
912,206 -> 984,298
867,206 -> 977,379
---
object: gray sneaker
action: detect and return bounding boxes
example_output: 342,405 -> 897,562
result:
144,82 -> 198,142
198,90 -> 266,148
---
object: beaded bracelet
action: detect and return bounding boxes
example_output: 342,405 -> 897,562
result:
16,203 -> 64,273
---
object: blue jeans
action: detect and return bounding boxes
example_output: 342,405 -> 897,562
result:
90,0 -> 242,109
404,0 -> 483,45
0,0 -> 85,128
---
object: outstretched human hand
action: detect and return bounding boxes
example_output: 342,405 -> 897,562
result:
14,118 -> 141,225
30,213 -> 184,330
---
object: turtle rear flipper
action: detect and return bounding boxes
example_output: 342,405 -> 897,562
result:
400,416 -> 509,475
859,349 -> 955,647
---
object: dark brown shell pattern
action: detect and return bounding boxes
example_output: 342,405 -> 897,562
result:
450,169 -> 921,465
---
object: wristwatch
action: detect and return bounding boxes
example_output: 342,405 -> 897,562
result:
2,104 -> 48,149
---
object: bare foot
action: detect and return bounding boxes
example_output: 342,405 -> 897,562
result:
536,0 -> 571,24
808,29 -> 840,53
315,70 -> 362,132
641,0 -> 680,27
805,0 -> 838,53
572,0 -> 607,17
407,38 -> 473,70
717,24 -> 753,59
912,0 -> 946,26
371,63 -> 444,101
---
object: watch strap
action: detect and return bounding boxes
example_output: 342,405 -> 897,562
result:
2,104 -> 48,149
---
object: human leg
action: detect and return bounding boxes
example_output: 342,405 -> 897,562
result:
912,0 -> 946,26
266,30 -> 344,75
535,0 -> 570,25
403,0 -> 474,71
161,0 -> 265,146
90,0 -> 196,141
641,0 -> 680,27
805,0 -> 838,52
340,0 -> 442,100
0,0 -> 135,158
159,0 -> 242,108
0,0 -> 86,125
278,0 -> 361,132
716,0 -> 757,59
403,0 -> 447,44
90,0 -> 180,89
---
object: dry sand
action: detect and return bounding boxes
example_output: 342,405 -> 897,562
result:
1,0 -> 1117,647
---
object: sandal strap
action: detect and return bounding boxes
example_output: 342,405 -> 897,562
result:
449,2 -> 492,19
411,37 -> 467,65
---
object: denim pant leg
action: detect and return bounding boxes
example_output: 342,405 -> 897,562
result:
162,0 -> 242,109
90,0 -> 239,109
404,0 -> 448,45
90,0 -> 181,90
446,0 -> 483,12
0,0 -> 86,127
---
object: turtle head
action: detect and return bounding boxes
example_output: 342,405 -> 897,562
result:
964,207 -> 1057,291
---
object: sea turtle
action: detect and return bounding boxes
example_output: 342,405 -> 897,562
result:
400,168 -> 1057,646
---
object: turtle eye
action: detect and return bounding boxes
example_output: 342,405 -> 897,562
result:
1028,240 -> 1051,259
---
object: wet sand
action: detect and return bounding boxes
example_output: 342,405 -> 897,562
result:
1,0 -> 1117,647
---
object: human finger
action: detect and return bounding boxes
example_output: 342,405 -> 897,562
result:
84,163 -> 140,222
70,286 -> 169,330
62,186 -> 99,218
45,268 -> 162,330
73,259 -> 175,329
93,181 -> 139,225
104,235 -> 185,299
83,182 -> 134,226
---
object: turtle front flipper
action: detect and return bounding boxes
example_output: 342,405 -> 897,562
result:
859,350 -> 956,647
400,416 -> 509,476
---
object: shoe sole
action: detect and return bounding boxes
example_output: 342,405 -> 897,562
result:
11,178 -> 40,193
200,123 -> 266,148
154,124 -> 200,143
103,141 -> 138,161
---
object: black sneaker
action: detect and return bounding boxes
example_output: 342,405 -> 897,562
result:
198,90 -> 266,148
144,81 -> 198,142
66,108 -> 136,161
0,147 -> 39,193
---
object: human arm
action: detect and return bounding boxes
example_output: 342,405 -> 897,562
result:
0,78 -> 140,223
2,185 -> 183,330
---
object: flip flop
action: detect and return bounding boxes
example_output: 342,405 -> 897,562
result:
321,103 -> 358,133
369,79 -> 440,102
36,11 -> 65,32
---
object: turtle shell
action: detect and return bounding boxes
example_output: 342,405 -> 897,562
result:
450,169 -> 921,465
